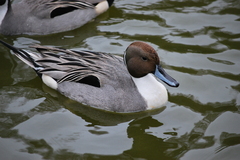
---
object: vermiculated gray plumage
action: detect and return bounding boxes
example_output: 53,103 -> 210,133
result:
0,0 -> 114,35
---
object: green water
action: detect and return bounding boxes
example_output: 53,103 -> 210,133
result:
0,0 -> 240,159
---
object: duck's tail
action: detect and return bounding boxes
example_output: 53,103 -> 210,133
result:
0,40 -> 58,89
0,40 -> 41,69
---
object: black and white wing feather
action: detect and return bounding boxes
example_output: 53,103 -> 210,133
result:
0,40 -> 123,88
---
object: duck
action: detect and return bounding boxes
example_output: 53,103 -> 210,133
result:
0,40 -> 179,112
0,0 -> 114,35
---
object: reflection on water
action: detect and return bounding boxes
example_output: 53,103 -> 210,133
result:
0,0 -> 240,159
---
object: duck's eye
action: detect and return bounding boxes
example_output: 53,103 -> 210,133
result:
141,57 -> 148,61
0,0 -> 6,5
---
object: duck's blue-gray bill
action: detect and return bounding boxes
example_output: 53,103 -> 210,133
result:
154,65 -> 179,87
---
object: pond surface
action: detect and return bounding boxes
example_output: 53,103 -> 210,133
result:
0,0 -> 240,159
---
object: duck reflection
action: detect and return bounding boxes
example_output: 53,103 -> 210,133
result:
123,116 -> 178,160
164,112 -> 219,158
1,80 -> 240,159
42,86 -> 179,159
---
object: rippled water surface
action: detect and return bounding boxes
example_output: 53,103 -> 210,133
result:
0,0 -> 240,159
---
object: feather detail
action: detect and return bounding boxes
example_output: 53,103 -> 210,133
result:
26,0 -> 95,18
0,40 -> 122,88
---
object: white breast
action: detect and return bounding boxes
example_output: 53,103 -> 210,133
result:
132,73 -> 168,110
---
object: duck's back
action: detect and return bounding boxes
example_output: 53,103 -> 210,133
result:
58,54 -> 147,113
0,0 -> 100,35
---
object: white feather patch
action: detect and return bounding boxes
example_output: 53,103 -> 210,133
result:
95,0 -> 109,15
42,74 -> 58,90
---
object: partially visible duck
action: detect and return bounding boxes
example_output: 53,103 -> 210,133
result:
0,0 -> 114,35
0,40 -> 179,112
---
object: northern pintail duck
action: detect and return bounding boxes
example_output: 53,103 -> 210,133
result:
0,0 -> 114,35
0,40 -> 179,112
